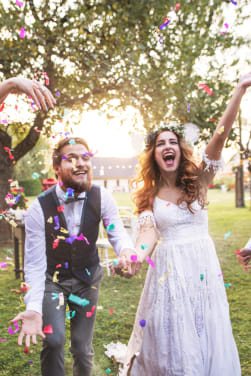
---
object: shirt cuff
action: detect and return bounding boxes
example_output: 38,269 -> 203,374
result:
26,302 -> 43,316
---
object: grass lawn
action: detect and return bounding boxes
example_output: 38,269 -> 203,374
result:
0,190 -> 250,375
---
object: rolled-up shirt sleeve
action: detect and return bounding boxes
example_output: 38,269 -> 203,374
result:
101,187 -> 135,255
23,199 -> 46,315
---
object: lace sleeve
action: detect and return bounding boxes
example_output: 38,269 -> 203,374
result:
202,152 -> 224,174
137,210 -> 156,232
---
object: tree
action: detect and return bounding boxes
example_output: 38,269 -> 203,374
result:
0,0 -> 250,218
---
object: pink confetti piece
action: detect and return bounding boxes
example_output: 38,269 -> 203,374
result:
218,271 -> 224,277
0,262 -> 7,268
8,321 -> 20,334
20,28 -> 26,39
16,0 -> 23,6
86,305 -> 96,318
109,308 -> 114,314
198,83 -> 214,96
221,23 -> 229,34
175,3 -> 181,11
0,338 -> 7,341
235,250 -> 240,255
43,324 -> 53,334
146,257 -> 155,268
52,238 -> 59,249
130,255 -> 138,262
4,147 -> 14,160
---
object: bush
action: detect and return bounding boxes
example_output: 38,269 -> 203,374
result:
19,179 -> 42,196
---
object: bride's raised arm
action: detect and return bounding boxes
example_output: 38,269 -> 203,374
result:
201,72 -> 251,184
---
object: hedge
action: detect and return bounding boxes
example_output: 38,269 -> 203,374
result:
19,179 -> 42,196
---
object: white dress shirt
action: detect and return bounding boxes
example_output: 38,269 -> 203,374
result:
24,185 -> 134,315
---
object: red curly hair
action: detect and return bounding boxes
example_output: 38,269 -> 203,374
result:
131,131 -> 207,214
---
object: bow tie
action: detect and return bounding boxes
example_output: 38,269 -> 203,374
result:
64,196 -> 86,205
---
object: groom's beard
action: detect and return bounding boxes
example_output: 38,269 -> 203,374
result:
61,169 -> 92,193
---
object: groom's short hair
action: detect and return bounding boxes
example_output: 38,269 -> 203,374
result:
52,137 -> 90,168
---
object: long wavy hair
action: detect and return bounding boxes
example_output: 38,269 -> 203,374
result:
131,130 -> 207,214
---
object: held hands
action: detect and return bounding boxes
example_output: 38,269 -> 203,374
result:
236,248 -> 251,273
9,77 -> 56,111
110,248 -> 143,278
10,310 -> 45,348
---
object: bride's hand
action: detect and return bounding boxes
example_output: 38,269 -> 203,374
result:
110,249 -> 142,278
237,72 -> 251,91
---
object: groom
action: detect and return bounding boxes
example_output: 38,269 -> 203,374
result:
11,137 -> 137,376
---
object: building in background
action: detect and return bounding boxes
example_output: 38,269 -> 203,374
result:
92,156 -> 138,192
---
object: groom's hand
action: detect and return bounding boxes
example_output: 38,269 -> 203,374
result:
110,249 -> 142,278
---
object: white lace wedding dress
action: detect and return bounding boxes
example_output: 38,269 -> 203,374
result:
118,198 -> 241,376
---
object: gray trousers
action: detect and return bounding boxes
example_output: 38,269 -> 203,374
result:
41,265 -> 104,376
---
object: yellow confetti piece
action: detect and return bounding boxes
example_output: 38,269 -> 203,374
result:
47,216 -> 53,223
60,227 -> 69,234
91,286 -> 97,289
57,236 -> 65,240
56,292 -> 64,310
217,126 -> 224,135
9,220 -> 17,227
158,264 -> 171,283
72,158 -> 76,171
53,271 -> 59,283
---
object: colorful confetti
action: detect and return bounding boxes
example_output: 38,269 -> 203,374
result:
8,321 -> 20,334
52,238 -> 59,248
200,274 -> 204,281
106,223 -> 115,231
139,319 -> 146,327
32,172 -> 40,179
68,293 -> 90,307
198,83 -> 214,96
86,305 -> 96,318
52,271 -> 59,282
20,28 -> 26,39
130,255 -> 138,262
54,216 -> 60,230
221,23 -> 229,34
224,231 -> 231,239
16,0 -> 23,6
56,292 -> 64,309
67,310 -> 76,319
141,244 -> 149,250
146,257 -> 155,268
217,126 -> 224,135
43,324 -> 53,334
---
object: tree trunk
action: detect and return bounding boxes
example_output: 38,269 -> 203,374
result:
0,147 -> 14,246
235,165 -> 245,208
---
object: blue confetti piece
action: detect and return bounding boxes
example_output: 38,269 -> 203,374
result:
106,223 -> 115,231
68,293 -> 90,307
69,139 -> 76,145
113,259 -> 119,266
139,319 -> 146,327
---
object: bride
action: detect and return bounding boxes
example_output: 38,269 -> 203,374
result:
111,72 -> 251,375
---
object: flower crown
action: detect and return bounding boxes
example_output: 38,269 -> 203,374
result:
145,123 -> 200,148
145,124 -> 184,148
